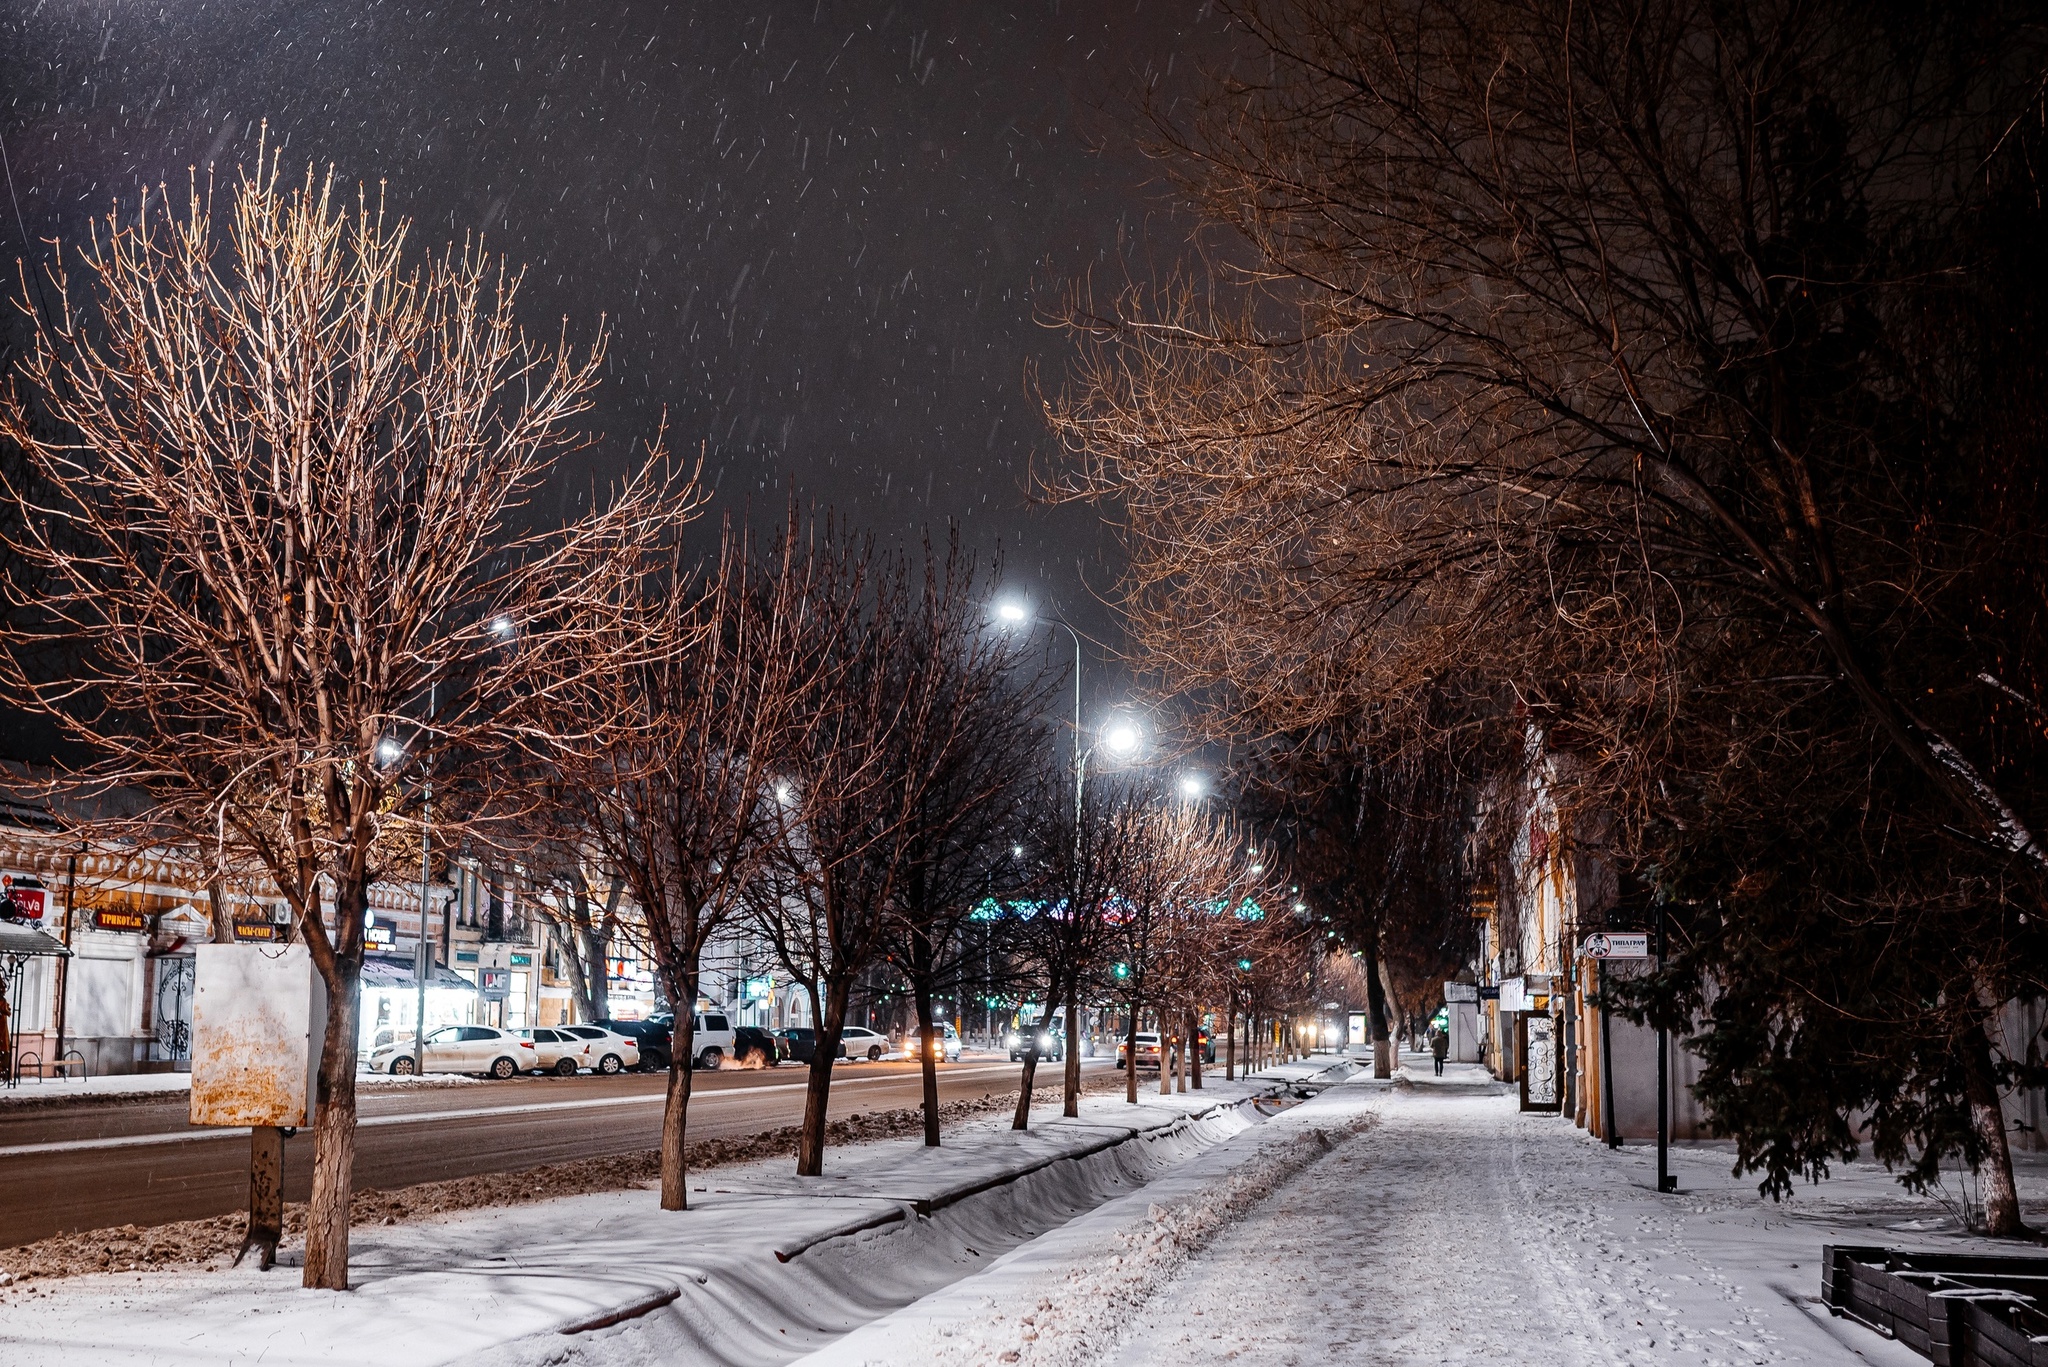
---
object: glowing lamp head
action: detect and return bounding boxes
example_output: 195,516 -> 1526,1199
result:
1177,773 -> 1206,800
994,600 -> 1030,625
489,614 -> 517,639
377,739 -> 404,766
1101,721 -> 1141,758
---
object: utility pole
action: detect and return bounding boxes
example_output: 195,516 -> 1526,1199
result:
52,849 -> 79,1071
1656,898 -> 1676,1192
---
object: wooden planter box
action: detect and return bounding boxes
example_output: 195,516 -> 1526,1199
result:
1823,1246 -> 2048,1367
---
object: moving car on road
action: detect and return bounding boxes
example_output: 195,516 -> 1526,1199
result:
839,1025 -> 891,1061
1007,1023 -> 1060,1062
904,1023 -> 963,1062
371,1025 -> 537,1078
1116,1032 -> 1163,1070
553,1024 -> 639,1074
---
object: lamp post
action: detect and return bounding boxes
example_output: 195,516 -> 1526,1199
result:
994,601 -> 1085,826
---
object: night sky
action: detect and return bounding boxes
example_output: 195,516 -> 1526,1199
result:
0,0 -> 1239,692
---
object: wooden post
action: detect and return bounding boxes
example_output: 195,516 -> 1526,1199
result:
238,1126 -> 285,1269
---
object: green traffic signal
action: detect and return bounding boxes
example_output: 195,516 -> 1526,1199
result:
1112,962 -> 1131,980
1237,958 -> 1253,971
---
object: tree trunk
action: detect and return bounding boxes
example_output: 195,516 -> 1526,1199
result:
1177,1014 -> 1190,1092
1160,1017 -> 1174,1096
1225,1003 -> 1236,1081
583,923 -> 611,1021
798,975 -> 852,1175
1063,977 -> 1082,1118
1012,980 -> 1056,1131
236,1125 -> 284,1270
1190,1008 -> 1203,1089
1963,1015 -> 2027,1237
551,917 -> 596,1025
302,954 -> 362,1290
205,880 -> 235,946
910,927 -> 941,1147
659,999 -> 697,1210
1363,937 -> 1393,1079
1125,1002 -> 1140,1104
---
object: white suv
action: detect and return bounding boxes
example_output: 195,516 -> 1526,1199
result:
649,1011 -> 737,1069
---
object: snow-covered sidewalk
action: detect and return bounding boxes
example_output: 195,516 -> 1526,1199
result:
809,1055 -> 2042,1367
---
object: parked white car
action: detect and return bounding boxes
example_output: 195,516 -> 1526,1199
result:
518,1027 -> 595,1076
553,1024 -> 639,1074
371,1025 -> 537,1079
839,1025 -> 891,1061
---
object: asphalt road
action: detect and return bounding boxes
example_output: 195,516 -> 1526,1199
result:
0,1056 -> 1111,1247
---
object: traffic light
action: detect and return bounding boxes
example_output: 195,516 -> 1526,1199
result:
1112,962 -> 1131,981
1237,958 -> 1253,972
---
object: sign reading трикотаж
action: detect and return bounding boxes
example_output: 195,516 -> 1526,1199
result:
1578,932 -> 1650,960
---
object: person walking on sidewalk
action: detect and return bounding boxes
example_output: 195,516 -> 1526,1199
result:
1430,1026 -> 1449,1076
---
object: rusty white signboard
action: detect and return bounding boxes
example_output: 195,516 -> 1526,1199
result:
190,943 -> 326,1127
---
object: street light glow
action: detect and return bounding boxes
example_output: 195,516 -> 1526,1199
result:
377,739 -> 404,765
489,614 -> 516,639
1177,773 -> 1206,800
1101,720 -> 1142,758
994,599 -> 1030,624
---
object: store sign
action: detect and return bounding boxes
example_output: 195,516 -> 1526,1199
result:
365,922 -> 394,949
1443,982 -> 1478,1004
479,967 -> 511,1001
1,873 -> 48,923
743,976 -> 774,1002
232,919 -> 278,942
1579,932 -> 1650,960
1498,977 -> 1529,1012
509,952 -> 532,967
93,907 -> 150,933
1477,985 -> 1500,1001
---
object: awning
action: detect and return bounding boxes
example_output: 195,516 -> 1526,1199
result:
360,954 -> 479,992
0,920 -> 70,959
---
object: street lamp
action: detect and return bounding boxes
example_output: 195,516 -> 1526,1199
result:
993,597 -> 1089,825
1176,773 -> 1206,801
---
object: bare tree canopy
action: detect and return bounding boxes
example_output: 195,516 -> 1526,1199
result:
0,150 -> 670,1285
1047,0 -> 2048,1235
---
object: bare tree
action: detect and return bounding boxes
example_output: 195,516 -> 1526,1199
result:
0,155 -> 664,1284
524,516 -> 823,1208
887,541 -> 1052,1145
749,524 -> 978,1176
